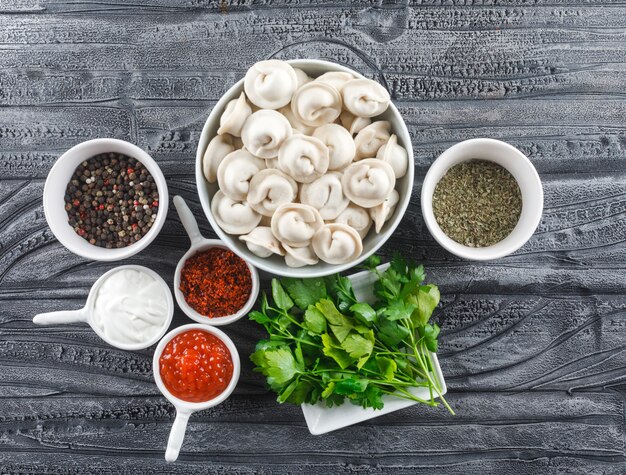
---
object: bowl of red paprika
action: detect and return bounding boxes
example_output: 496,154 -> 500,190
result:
173,196 -> 259,326
153,323 -> 240,462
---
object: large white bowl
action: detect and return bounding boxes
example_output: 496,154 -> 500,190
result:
196,59 -> 414,277
44,138 -> 169,261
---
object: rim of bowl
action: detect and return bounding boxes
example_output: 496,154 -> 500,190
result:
43,138 -> 169,261
152,323 -> 241,411
421,138 -> 543,260
173,240 -> 260,326
195,58 -> 414,278
85,264 -> 174,351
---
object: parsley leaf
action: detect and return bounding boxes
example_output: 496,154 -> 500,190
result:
410,284 -> 440,327
382,299 -> 417,321
419,323 -> 441,352
249,310 -> 272,331
257,347 -> 299,391
362,254 -> 381,270
374,268 -> 403,301
334,378 -> 368,395
350,302 -> 377,325
376,356 -> 398,381
316,299 -> 353,343
377,318 -> 410,347
325,275 -> 357,312
271,279 -> 294,311
341,331 -> 374,360
356,386 -> 384,409
390,254 -> 409,279
282,277 -> 326,310
321,333 -> 355,369
304,305 -> 327,335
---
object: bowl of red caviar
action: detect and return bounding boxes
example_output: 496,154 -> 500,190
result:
153,323 -> 240,462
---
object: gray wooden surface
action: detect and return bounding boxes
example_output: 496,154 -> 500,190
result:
1,1 -> 625,473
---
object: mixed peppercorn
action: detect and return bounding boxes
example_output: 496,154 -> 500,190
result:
64,153 -> 159,248
179,247 -> 252,318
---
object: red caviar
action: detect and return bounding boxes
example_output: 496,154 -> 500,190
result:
159,329 -> 233,403
179,247 -> 252,318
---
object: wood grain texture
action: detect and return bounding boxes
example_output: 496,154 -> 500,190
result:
0,1 -> 625,473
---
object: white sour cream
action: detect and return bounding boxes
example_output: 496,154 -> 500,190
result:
92,268 -> 169,345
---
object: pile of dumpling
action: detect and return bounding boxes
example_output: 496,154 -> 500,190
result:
202,59 -> 408,268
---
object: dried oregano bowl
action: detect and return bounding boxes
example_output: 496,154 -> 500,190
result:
421,138 -> 543,261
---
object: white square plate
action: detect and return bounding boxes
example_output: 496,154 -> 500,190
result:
301,264 -> 447,435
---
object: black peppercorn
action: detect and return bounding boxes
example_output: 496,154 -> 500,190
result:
64,153 -> 159,248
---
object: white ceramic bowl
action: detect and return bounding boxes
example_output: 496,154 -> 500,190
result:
421,138 -> 543,260
174,241 -> 259,326
153,323 -> 240,462
43,138 -> 169,261
172,196 -> 260,326
196,59 -> 414,278
33,264 -> 174,351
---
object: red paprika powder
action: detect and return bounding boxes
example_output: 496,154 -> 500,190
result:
179,247 -> 252,318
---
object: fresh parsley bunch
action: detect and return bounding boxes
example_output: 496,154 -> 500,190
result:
249,255 -> 454,414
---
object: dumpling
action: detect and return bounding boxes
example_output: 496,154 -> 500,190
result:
333,204 -> 372,239
247,168 -> 298,216
239,226 -> 285,258
340,110 -> 372,136
232,136 -> 244,149
291,81 -> 342,127
211,190 -> 262,235
217,150 -> 265,201
244,60 -> 298,109
271,203 -> 323,248
341,159 -> 396,208
299,172 -> 349,220
342,78 -> 390,118
315,71 -> 356,92
265,158 -> 280,169
376,134 -> 408,179
312,123 -> 356,171
217,92 -> 252,137
311,223 -> 363,264
279,105 -> 315,135
293,68 -> 312,88
354,121 -> 391,160
283,243 -> 319,268
241,109 -> 293,159
202,134 -> 235,183
278,135 -> 329,183
369,189 -> 400,233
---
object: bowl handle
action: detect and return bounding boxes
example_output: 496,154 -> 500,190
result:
173,195 -> 204,247
165,408 -> 192,462
33,308 -> 88,325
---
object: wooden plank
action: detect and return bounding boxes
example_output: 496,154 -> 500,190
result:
0,392 -> 622,473
0,1 -> 625,473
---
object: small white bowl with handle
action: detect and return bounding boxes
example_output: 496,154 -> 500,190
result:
172,195 -> 259,325
153,323 -> 241,462
32,264 -> 174,351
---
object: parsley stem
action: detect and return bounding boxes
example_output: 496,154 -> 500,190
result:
384,387 -> 438,407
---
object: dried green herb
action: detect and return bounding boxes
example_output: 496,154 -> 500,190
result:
432,160 -> 522,247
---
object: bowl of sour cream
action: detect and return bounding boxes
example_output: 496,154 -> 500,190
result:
32,264 -> 174,351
